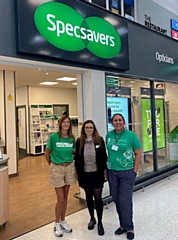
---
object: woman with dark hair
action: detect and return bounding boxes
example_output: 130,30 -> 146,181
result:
106,113 -> 142,240
75,120 -> 107,236
45,115 -> 76,237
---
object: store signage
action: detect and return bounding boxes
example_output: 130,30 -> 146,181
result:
144,15 -> 167,35
106,97 -> 129,132
171,30 -> 178,40
141,98 -> 165,152
155,52 -> 174,64
171,19 -> 178,31
34,2 -> 121,59
15,0 -> 129,70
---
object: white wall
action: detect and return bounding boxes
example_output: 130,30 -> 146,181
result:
0,71 -> 5,143
29,86 -> 77,116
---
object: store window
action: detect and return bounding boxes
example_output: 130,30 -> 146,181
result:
124,0 -> 134,20
92,0 -> 106,8
106,75 -> 153,177
109,0 -> 121,15
156,82 -> 178,170
106,76 -> 178,177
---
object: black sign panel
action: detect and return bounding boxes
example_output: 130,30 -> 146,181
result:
15,0 -> 129,70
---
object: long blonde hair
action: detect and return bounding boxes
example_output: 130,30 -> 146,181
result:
78,120 -> 101,155
58,115 -> 74,141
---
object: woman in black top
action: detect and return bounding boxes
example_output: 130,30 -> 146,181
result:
75,120 -> 107,236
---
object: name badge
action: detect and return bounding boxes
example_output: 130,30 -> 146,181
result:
111,145 -> 118,151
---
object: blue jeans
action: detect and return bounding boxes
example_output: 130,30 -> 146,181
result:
107,168 -> 136,231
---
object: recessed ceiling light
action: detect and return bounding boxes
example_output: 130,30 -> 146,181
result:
172,85 -> 176,88
72,83 -> 77,85
130,81 -> 135,83
45,72 -> 49,75
106,76 -> 119,79
38,68 -> 41,71
40,82 -> 58,85
56,77 -> 77,81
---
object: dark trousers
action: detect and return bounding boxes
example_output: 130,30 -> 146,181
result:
107,168 -> 136,231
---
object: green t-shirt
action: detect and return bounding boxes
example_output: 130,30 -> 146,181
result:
46,132 -> 76,164
106,129 -> 142,171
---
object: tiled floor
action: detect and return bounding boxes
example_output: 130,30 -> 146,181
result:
13,173 -> 178,240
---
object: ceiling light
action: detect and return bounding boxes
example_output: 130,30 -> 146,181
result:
40,82 -> 58,85
45,72 -> 49,75
56,77 -> 77,81
106,76 -> 119,79
72,83 -> 77,85
130,81 -> 135,83
172,85 -> 176,88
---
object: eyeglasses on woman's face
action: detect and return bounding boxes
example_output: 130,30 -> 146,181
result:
85,127 -> 94,130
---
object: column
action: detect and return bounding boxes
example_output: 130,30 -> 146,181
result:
0,70 -> 17,175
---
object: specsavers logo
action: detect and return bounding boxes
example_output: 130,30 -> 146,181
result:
34,2 -> 122,59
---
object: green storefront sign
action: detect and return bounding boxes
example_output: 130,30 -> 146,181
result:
34,2 -> 122,59
141,98 -> 166,152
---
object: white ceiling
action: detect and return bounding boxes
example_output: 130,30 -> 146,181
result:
0,57 -> 84,89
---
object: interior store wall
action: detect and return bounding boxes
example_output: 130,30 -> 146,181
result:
16,85 -> 78,154
28,86 -> 77,116
0,71 -> 5,144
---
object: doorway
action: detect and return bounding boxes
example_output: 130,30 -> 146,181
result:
16,106 -> 28,160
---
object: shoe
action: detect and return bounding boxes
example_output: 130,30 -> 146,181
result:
88,218 -> 96,230
60,220 -> 72,233
54,222 -> 63,237
127,231 -> 134,240
98,223 -> 105,236
115,227 -> 126,235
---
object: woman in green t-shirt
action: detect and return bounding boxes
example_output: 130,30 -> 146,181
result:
45,115 -> 76,237
106,113 -> 142,240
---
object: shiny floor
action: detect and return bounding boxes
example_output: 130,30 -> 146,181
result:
13,173 -> 178,240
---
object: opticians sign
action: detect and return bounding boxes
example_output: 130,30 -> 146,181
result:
15,0 -> 129,70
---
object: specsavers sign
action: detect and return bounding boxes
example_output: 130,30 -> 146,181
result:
34,2 -> 121,59
16,0 -> 129,70
141,98 -> 166,152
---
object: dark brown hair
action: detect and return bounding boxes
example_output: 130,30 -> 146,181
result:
58,115 -> 74,141
111,113 -> 126,125
78,120 -> 101,154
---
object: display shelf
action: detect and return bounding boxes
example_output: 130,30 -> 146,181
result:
30,104 -> 56,155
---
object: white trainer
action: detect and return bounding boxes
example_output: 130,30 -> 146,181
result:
54,222 -> 63,237
60,220 -> 72,233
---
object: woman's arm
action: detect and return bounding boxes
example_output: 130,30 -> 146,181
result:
45,148 -> 51,165
133,148 -> 142,173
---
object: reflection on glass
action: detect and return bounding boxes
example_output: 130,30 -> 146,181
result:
157,82 -> 178,170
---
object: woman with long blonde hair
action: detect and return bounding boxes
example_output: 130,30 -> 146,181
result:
45,115 -> 76,237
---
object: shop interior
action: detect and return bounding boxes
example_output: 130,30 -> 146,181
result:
0,63 -> 84,240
